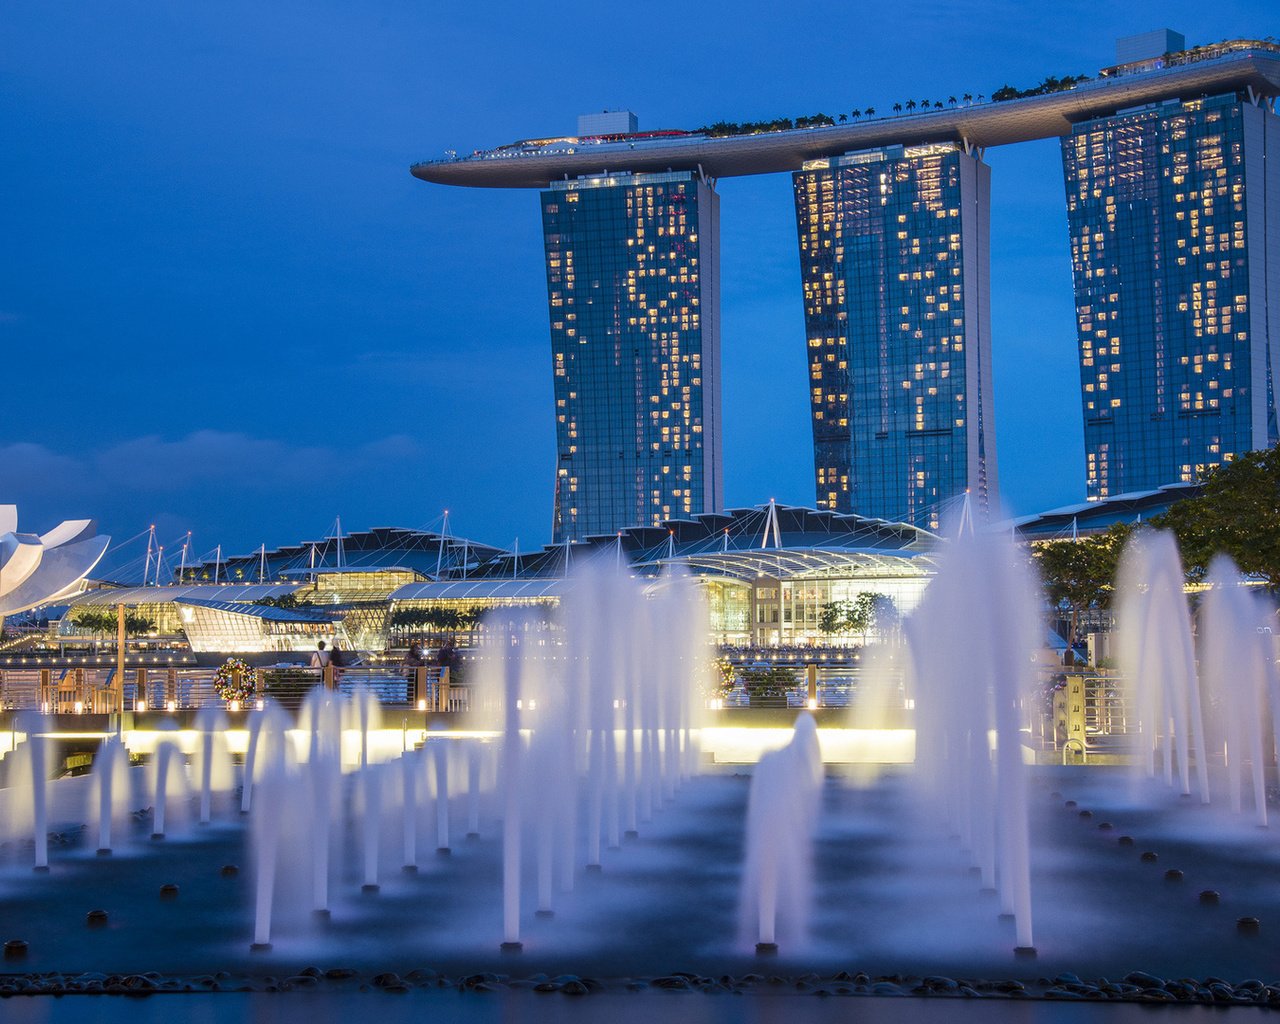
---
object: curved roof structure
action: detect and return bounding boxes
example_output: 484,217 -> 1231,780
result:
457,503 -> 936,582
176,597 -> 339,623
181,526 -> 506,583
72,583 -> 300,606
652,547 -> 935,582
0,508 -> 111,615
391,579 -> 569,603
1010,483 -> 1202,540
412,43 -> 1280,189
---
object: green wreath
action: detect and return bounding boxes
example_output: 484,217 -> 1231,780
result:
213,658 -> 257,703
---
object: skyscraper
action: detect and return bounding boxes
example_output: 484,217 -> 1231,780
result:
1062,93 -> 1279,500
540,170 -> 723,542
793,144 -> 997,530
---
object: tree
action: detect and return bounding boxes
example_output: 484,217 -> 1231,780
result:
892,102 -> 902,114
1152,444 -> 1280,588
1032,523 -> 1132,657
905,100 -> 917,111
816,593 -> 898,642
948,95 -> 957,106
865,106 -> 875,117
71,607 -> 156,640
254,593 -> 310,609
740,664 -> 797,699
962,92 -> 973,104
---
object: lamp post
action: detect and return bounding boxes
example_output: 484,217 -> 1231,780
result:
116,604 -> 126,713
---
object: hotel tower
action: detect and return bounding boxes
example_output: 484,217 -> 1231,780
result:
793,144 -> 997,529
414,37 -> 1280,529
540,167 -> 722,542
1062,92 -> 1279,499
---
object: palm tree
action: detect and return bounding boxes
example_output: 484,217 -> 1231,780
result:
962,92 -> 973,104
934,100 -> 944,109
905,100 -> 917,111
838,113 -> 847,123
977,93 -> 985,103
851,108 -> 861,120
865,106 -> 876,117
948,95 -> 957,107
893,102 -> 902,114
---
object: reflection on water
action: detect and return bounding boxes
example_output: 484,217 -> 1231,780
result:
0,991 -> 1260,1024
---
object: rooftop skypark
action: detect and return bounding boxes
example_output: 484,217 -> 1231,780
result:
411,38 -> 1280,188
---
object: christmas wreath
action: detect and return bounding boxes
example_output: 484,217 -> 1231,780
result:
213,658 -> 257,703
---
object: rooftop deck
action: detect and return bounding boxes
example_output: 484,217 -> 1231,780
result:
412,43 -> 1280,189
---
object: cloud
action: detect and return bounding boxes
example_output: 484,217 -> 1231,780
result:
1,430 -> 425,499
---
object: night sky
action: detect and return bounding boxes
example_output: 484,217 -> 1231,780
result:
2,1 -> 1273,577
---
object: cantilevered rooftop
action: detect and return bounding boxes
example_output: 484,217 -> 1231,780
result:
412,40 -> 1280,189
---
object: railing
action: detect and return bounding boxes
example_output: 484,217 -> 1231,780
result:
711,665 -> 908,712
0,665 -> 469,714
1037,672 -> 1139,754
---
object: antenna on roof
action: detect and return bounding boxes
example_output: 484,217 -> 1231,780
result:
335,516 -> 345,569
436,510 -> 450,579
179,532 -> 191,584
213,544 -> 222,585
259,543 -> 267,584
512,537 -> 520,580
761,499 -> 782,550
142,525 -> 156,586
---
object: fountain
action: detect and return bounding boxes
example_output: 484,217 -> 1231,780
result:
1198,553 -> 1279,824
908,527 -> 1038,953
148,726 -> 185,840
91,736 -> 130,856
739,711 -> 823,954
0,535 -> 1277,1012
191,708 -> 233,825
1116,529 -> 1210,800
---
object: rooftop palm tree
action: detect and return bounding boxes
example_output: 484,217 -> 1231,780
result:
948,95 -> 957,107
865,106 -> 876,117
851,108 -> 861,119
962,92 -> 973,104
905,99 -> 917,111
892,102 -> 902,113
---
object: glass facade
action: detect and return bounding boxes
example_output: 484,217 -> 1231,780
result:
541,171 -> 723,542
793,144 -> 997,530
1062,93 -> 1279,500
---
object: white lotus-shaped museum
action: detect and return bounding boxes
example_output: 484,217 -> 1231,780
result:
0,506 -> 110,616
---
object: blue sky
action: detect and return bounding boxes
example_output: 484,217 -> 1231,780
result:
1,0 -> 1273,576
